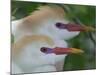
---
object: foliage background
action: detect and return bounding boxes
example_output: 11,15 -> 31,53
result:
11,1 -> 96,71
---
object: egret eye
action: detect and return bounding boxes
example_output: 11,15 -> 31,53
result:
40,47 -> 53,54
55,23 -> 62,28
40,47 -> 47,52
55,23 -> 66,29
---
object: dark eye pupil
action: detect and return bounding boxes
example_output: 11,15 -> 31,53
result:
56,23 -> 62,27
41,47 -> 47,52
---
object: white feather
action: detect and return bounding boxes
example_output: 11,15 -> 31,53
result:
12,12 -> 80,74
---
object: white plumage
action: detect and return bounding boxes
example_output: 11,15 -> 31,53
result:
11,6 -> 92,74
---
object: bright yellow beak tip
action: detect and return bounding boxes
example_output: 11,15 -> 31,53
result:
70,48 -> 84,54
84,26 -> 95,32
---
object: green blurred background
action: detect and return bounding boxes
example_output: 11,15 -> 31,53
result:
11,1 -> 96,71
